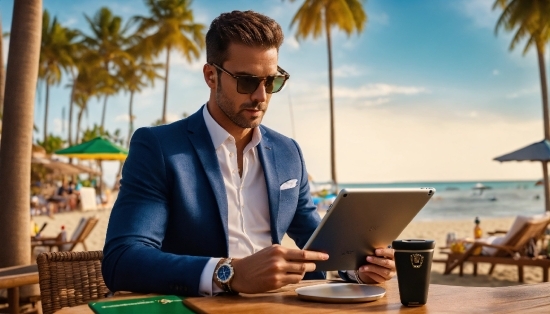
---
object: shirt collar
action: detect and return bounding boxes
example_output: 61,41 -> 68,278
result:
202,104 -> 262,150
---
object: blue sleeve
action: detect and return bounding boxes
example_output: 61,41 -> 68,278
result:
102,127 -> 209,296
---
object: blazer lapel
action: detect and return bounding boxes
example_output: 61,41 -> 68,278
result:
186,107 -> 230,251
257,127 -> 281,244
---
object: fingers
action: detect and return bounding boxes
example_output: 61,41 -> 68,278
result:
366,255 -> 394,269
373,248 -> 395,260
358,263 -> 395,282
359,269 -> 387,284
283,261 -> 317,274
283,248 -> 329,262
268,246 -> 322,273
357,247 -> 396,283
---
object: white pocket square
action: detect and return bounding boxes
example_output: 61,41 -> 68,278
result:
280,179 -> 298,190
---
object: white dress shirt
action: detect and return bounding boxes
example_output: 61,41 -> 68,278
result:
198,105 -> 272,296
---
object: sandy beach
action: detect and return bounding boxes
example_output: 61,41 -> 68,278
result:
31,210 -> 547,287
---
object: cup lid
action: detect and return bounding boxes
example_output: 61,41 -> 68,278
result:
392,239 -> 435,250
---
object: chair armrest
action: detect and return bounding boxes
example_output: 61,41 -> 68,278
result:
31,236 -> 58,241
32,240 -> 77,248
487,230 -> 507,236
470,241 -> 519,257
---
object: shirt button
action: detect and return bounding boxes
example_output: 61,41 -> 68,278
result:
229,152 -> 234,157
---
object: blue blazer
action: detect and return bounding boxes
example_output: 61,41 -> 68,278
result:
102,106 -> 324,296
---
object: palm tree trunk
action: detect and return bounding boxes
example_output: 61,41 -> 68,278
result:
0,0 -> 42,268
67,71 -> 76,146
325,14 -> 337,191
101,95 -> 109,130
162,46 -> 171,124
76,107 -> 84,143
43,81 -> 50,142
536,46 -> 549,140
536,45 -> 550,212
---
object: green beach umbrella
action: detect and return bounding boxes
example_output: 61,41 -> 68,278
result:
54,137 -> 128,160
55,137 -> 128,195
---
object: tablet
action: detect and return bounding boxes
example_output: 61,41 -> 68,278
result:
304,188 -> 435,271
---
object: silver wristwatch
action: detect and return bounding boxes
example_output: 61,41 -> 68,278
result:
215,258 -> 235,293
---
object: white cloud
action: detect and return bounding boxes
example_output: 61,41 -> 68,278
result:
52,118 -> 68,134
333,64 -> 363,78
493,69 -> 499,75
370,12 -> 389,26
334,83 -> 427,99
506,86 -> 539,98
362,98 -> 390,107
284,36 -> 300,50
63,17 -> 78,27
459,0 -> 499,29
166,112 -> 182,123
164,50 -> 205,72
115,114 -> 130,122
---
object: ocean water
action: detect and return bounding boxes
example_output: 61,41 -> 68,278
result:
333,180 -> 546,221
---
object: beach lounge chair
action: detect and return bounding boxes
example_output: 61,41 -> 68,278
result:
31,217 -> 99,253
36,251 -> 109,314
443,213 -> 550,282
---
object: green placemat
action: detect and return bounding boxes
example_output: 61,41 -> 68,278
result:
88,295 -> 195,314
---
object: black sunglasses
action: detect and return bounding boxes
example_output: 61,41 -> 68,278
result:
209,63 -> 290,94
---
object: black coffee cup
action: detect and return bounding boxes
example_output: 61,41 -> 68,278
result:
392,239 -> 435,307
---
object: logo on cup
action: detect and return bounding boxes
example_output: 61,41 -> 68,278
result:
410,253 -> 424,268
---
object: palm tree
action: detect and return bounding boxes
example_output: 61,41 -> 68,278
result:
494,0 -> 550,139
73,63 -> 107,144
39,10 -> 79,142
290,0 -> 367,191
135,0 -> 205,124
120,56 -> 163,146
0,0 -> 42,268
66,43 -> 86,146
494,0 -> 550,212
36,134 -> 65,154
83,7 -> 132,129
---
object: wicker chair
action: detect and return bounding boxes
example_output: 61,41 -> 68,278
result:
36,251 -> 110,314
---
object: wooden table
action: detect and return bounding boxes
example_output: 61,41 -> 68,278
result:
54,279 -> 550,314
0,264 -> 39,314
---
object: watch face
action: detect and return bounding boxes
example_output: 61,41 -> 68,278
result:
218,265 -> 232,282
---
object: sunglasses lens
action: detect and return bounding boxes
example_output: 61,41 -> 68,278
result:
237,76 -> 261,94
235,75 -> 287,94
271,76 -> 286,93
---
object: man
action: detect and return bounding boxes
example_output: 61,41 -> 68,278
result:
102,10 -> 395,297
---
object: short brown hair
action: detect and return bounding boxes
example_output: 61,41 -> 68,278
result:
206,10 -> 284,65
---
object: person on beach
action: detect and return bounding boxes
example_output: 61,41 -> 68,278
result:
102,10 -> 395,297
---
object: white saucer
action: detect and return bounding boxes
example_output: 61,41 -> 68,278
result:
295,283 -> 386,303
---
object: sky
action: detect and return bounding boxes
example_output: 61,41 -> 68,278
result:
1,0 -> 548,186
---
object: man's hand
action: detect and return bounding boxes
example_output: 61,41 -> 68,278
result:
229,245 -> 329,294
357,247 -> 395,284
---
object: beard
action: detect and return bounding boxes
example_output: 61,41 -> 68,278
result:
215,85 -> 267,129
